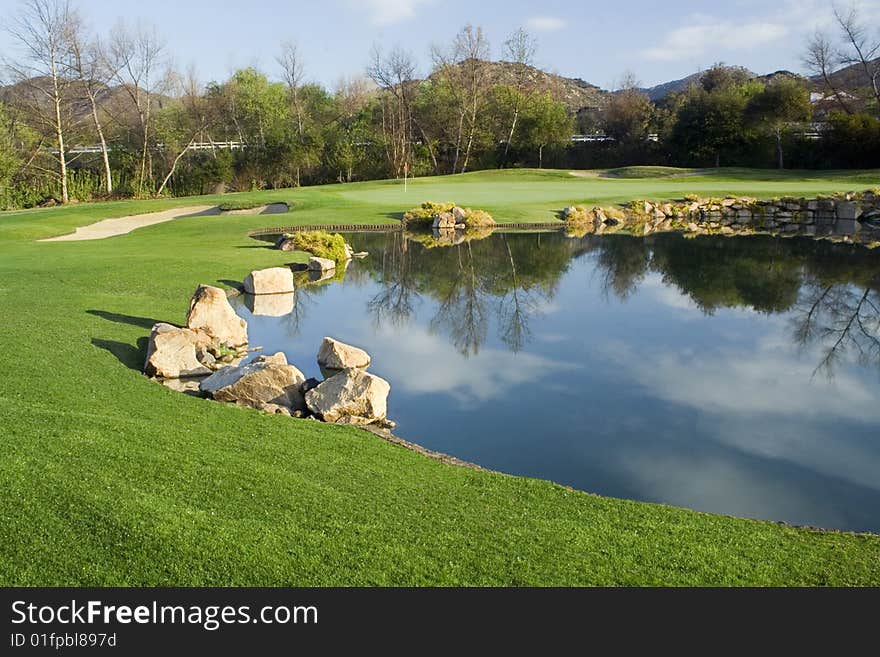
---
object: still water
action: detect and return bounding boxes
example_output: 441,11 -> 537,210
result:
232,231 -> 880,533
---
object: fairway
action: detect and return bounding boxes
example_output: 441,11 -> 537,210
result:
1,169 -> 879,586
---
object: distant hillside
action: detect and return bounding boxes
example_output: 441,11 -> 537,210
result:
427,60 -> 607,113
0,77 -> 170,125
639,71 -> 704,101
810,57 -> 880,91
641,68 -> 811,100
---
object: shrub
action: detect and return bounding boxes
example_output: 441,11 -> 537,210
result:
462,208 -> 495,226
562,206 -> 593,224
403,201 -> 455,226
603,206 -> 627,221
288,231 -> 348,262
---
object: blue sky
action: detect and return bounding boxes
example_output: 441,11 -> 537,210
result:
3,0 -> 879,89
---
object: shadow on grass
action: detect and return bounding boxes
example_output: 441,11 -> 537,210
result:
217,279 -> 243,290
91,337 -> 149,372
87,309 -> 163,330
385,212 -> 405,222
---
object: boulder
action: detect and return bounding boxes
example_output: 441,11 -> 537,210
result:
836,201 -> 860,221
199,359 -> 306,411
255,351 -> 289,365
186,285 -> 248,348
317,337 -> 371,371
452,206 -> 467,223
304,368 -> 390,424
243,267 -> 295,295
432,211 -> 456,229
274,233 -> 293,249
343,242 -> 355,260
277,238 -> 296,252
301,377 -> 321,394
144,322 -> 212,379
308,256 -> 336,272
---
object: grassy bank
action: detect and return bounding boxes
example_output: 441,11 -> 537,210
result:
1,168 -> 879,586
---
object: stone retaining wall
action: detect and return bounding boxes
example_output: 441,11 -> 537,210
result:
565,190 -> 880,241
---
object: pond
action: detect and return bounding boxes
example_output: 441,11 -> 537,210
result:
232,230 -> 880,534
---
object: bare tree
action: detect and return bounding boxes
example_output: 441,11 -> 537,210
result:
104,21 -> 168,195
70,31 -> 114,194
500,27 -> 537,167
367,45 -> 417,178
155,65 -> 209,196
833,3 -> 880,108
277,40 -> 306,185
4,0 -> 79,203
431,25 -> 491,173
804,30 -> 852,113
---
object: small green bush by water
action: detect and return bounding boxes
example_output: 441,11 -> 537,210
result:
403,201 -> 456,226
289,230 -> 348,262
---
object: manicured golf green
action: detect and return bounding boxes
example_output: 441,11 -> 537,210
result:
1,168 -> 879,586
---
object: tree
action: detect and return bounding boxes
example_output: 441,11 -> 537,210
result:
277,41 -> 307,185
833,3 -> 880,111
669,68 -> 761,166
0,102 -> 23,192
499,27 -> 537,167
430,25 -> 491,173
367,45 -> 417,178
329,76 -> 374,182
803,30 -> 853,114
602,73 -> 653,145
804,4 -> 880,116
71,30 -> 114,194
154,66 -> 211,196
746,78 -> 812,169
518,92 -> 572,168
104,21 -> 169,195
4,0 -> 79,203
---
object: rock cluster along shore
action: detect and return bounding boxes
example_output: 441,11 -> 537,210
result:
143,270 -> 392,427
563,189 -> 880,241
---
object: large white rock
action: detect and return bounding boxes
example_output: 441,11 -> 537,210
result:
144,322 -> 212,378
304,368 -> 390,424
317,337 -> 371,371
432,211 -> 456,229
186,285 -> 248,347
199,358 -> 306,411
242,267 -> 295,295
308,256 -> 336,272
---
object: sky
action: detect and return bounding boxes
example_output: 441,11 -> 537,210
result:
2,0 -> 879,90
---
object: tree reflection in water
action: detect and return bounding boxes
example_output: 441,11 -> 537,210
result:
793,276 -> 880,378
330,230 -> 880,373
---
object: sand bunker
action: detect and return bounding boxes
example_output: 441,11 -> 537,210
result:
220,202 -> 289,216
39,205 -> 220,241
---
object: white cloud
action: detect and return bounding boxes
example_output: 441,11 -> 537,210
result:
598,334 -> 880,493
639,273 -> 700,314
641,19 -> 789,62
365,323 -> 577,406
354,0 -> 432,26
616,452 -> 847,528
525,16 -> 566,32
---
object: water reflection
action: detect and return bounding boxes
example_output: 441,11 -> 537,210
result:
346,231 -> 880,373
237,231 -> 880,531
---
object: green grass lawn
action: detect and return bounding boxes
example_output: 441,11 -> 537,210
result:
1,167 -> 879,586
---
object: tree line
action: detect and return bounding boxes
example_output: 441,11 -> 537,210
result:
0,0 -> 878,209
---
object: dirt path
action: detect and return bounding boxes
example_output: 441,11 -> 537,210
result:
39,205 -> 220,242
